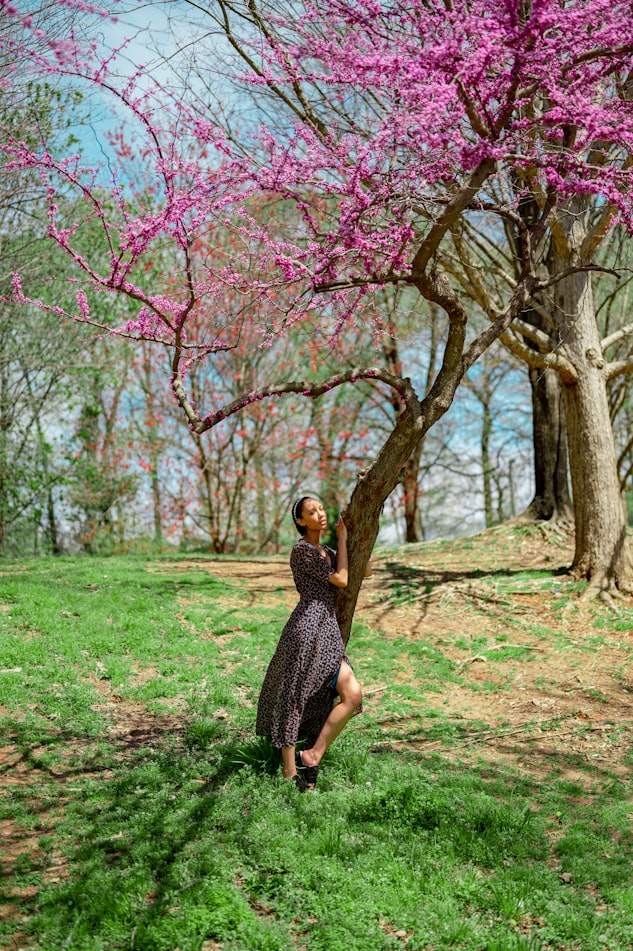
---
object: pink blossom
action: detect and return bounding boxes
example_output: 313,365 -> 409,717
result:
2,0 -> 633,431
76,290 -> 90,319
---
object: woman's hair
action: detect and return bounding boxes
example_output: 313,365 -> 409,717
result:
291,496 -> 315,536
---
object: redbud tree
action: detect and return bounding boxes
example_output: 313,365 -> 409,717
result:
2,0 -> 633,634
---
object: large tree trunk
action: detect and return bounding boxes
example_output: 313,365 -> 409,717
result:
552,203 -> 633,592
562,351 -> 632,590
524,364 -> 572,523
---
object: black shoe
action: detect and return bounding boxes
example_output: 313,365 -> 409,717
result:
291,773 -> 308,792
296,750 -> 320,788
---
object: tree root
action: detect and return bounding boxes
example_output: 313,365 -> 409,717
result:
598,589 -> 622,613
579,575 -> 632,609
508,510 -> 574,538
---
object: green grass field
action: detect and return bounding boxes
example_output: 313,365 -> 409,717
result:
1,544 -> 632,950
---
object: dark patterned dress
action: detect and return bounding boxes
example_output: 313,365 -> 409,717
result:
256,538 -> 353,749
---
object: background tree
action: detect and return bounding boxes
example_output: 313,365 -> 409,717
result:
463,345 -> 530,529
66,337 -> 138,552
3,0 -> 633,627
0,79 -> 92,553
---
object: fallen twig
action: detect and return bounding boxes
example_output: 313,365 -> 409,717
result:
420,718 -> 623,751
458,643 -> 545,668
364,684 -> 388,697
63,912 -> 83,949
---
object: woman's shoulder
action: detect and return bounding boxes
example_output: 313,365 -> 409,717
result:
290,538 -> 334,575
292,538 -> 335,554
290,538 -> 309,561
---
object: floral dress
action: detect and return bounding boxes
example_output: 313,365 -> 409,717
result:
256,538 -> 354,748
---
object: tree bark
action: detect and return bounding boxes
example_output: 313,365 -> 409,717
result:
523,363 -> 572,523
337,400 -> 425,642
551,203 -> 633,591
403,439 -> 424,542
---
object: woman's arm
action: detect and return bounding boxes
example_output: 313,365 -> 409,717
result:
328,516 -> 348,588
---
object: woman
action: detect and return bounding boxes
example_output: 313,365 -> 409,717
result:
256,496 -> 363,790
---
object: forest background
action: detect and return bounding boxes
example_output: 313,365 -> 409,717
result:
1,0 -> 633,595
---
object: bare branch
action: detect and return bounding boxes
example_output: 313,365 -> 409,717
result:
536,264 -> 621,292
607,356 -> 633,381
498,327 -> 577,381
602,322 -> 633,354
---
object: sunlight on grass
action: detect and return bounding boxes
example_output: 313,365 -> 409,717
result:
1,553 -> 632,950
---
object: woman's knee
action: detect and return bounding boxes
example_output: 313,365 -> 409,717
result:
337,664 -> 362,707
346,681 -> 362,708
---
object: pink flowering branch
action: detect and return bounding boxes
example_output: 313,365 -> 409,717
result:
171,365 -> 419,435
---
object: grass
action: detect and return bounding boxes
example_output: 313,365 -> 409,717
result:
1,547 -> 633,950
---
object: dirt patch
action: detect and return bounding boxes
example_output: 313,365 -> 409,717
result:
188,525 -> 633,782
364,530 -> 633,778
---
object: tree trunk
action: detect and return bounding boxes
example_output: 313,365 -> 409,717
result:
481,398 -> 494,527
254,446 -> 267,548
552,203 -> 633,591
517,287 -> 573,524
523,364 -> 572,522
562,353 -> 632,590
337,402 -> 425,642
403,439 -> 423,542
46,483 -> 60,554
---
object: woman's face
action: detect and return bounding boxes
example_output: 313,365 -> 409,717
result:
298,498 -> 327,533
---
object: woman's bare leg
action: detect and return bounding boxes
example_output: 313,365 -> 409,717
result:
281,745 -> 297,778
300,662 -> 362,769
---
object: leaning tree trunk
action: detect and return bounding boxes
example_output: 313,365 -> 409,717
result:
337,400 -> 425,643
552,203 -> 633,592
